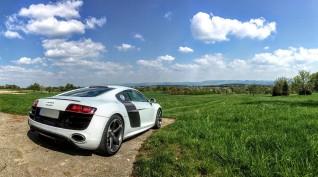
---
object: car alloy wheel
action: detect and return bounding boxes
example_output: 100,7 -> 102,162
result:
153,109 -> 162,129
97,115 -> 124,156
107,118 -> 123,153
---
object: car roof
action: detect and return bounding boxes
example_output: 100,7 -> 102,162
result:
108,85 -> 132,89
88,85 -> 133,90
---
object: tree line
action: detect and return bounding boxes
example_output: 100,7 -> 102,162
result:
272,70 -> 318,96
1,70 -> 318,96
137,70 -> 318,96
1,83 -> 273,95
136,85 -> 273,95
0,83 -> 79,93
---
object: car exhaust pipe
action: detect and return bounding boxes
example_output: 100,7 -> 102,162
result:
71,133 -> 86,142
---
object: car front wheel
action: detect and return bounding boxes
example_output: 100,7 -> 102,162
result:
96,115 -> 124,156
153,109 -> 162,129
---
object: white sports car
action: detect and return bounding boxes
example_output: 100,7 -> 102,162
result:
28,86 -> 162,156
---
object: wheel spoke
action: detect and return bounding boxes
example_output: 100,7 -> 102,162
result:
113,125 -> 122,133
111,121 -> 116,129
112,134 -> 120,144
109,137 -> 113,149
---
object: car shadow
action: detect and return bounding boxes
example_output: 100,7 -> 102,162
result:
27,130 -> 93,156
27,129 -> 152,156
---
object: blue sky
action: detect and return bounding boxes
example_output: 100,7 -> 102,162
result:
1,0 -> 318,87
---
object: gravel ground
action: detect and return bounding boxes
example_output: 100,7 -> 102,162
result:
0,112 -> 174,177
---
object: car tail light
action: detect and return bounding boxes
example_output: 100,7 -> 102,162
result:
33,100 -> 39,107
66,104 -> 97,114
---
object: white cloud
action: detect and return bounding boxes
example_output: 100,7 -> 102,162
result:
42,38 -> 132,77
15,57 -> 45,65
264,46 -> 269,50
149,48 -> 318,82
183,47 -> 318,80
52,59 -> 128,75
164,11 -> 173,21
158,55 -> 175,61
25,17 -> 86,36
3,30 -> 23,39
172,63 -> 199,71
5,0 -> 105,38
43,38 -> 105,59
137,55 -> 175,69
18,0 -> 82,19
0,66 -> 52,77
190,12 -> 276,43
194,54 -> 226,68
133,33 -> 145,41
228,59 -> 248,69
137,60 -> 163,68
5,14 -> 22,31
85,17 -> 106,29
178,46 -> 194,53
115,43 -> 136,52
0,65 -> 55,86
251,47 -> 318,67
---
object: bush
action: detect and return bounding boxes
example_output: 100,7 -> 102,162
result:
299,89 -> 312,95
272,77 -> 289,96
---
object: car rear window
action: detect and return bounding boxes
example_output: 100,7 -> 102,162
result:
59,87 -> 113,97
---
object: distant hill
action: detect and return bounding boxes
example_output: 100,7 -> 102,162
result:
121,80 -> 274,87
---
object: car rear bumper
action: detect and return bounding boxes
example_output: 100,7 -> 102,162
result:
28,114 -> 109,150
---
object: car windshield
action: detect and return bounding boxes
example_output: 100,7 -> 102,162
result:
59,87 -> 113,97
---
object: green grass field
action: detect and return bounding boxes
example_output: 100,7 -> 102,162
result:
0,92 -> 56,115
1,92 -> 318,176
136,92 -> 318,176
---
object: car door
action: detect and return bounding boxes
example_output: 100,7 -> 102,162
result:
126,89 -> 154,128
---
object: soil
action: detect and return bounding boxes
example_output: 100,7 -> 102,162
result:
0,112 -> 174,177
0,91 -> 25,94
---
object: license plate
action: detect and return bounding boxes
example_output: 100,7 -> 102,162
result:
39,108 -> 60,119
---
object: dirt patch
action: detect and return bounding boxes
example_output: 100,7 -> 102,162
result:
0,90 -> 26,95
0,112 -> 175,177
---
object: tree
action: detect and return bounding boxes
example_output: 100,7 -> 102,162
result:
248,84 -> 260,96
272,85 -> 281,96
45,86 -> 53,93
3,84 -> 20,90
310,72 -> 318,92
291,70 -> 313,95
40,85 -> 46,92
272,77 -> 289,96
64,83 -> 76,91
27,83 -> 41,92
282,80 -> 289,96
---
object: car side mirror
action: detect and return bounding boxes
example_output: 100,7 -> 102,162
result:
149,98 -> 156,104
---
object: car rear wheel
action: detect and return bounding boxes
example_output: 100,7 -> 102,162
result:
96,115 -> 124,156
153,109 -> 162,129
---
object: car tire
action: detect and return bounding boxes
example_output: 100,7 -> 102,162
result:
96,114 -> 124,156
153,109 -> 162,129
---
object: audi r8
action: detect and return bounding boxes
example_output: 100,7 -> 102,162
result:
28,86 -> 162,156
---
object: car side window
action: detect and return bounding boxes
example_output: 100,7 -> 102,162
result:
126,90 -> 147,102
118,91 -> 131,102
